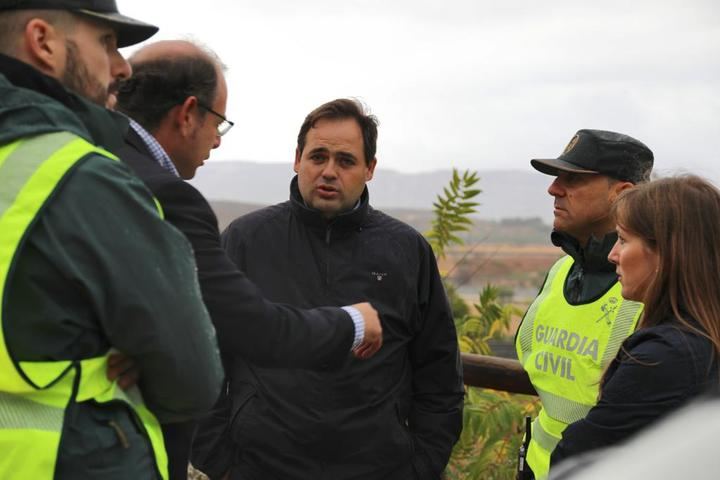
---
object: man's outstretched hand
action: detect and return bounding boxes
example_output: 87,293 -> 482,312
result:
350,302 -> 383,359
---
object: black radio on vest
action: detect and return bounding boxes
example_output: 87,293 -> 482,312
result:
517,416 -> 533,480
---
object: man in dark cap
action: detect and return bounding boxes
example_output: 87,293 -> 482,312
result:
514,129 -> 653,479
0,2 -> 224,479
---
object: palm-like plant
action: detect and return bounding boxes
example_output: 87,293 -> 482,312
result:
425,169 -> 540,480
426,169 -> 481,260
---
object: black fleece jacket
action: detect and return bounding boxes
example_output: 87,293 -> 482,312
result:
552,230 -> 619,305
192,178 -> 464,480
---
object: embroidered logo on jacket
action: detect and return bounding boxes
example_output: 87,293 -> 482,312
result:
372,271 -> 388,281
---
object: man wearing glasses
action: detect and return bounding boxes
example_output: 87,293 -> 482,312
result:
114,40 -> 384,480
117,41 -> 233,180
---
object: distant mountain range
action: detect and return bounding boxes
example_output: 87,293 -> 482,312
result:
190,161 -> 556,224
209,200 -> 552,245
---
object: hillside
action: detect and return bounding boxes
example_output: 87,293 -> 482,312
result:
191,161 -> 557,224
210,200 -> 552,246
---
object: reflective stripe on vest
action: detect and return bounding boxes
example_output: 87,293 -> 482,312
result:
0,131 -> 168,480
515,255 -> 642,478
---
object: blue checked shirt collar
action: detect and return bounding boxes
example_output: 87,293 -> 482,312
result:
128,118 -> 180,177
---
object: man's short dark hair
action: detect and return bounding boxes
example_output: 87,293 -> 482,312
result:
297,98 -> 378,166
0,10 -> 75,54
116,53 -> 219,133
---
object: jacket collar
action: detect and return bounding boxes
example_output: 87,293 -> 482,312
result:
0,53 -> 128,151
551,230 -> 617,273
289,175 -> 369,230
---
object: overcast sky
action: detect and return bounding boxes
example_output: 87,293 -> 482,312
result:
120,0 -> 720,180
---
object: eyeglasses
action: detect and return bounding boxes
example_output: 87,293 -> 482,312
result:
198,103 -> 234,137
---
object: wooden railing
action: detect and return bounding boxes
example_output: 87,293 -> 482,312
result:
461,353 -> 537,395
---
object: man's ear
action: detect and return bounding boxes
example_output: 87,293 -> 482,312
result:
366,157 -> 377,181
175,96 -> 199,137
293,148 -> 301,173
609,180 -> 634,202
23,18 -> 65,76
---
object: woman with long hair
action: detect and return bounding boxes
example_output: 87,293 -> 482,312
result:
549,175 -> 720,470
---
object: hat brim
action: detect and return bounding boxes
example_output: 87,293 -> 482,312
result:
530,158 -> 599,176
77,9 -> 158,48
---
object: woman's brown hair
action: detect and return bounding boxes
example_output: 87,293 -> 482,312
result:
612,175 -> 720,355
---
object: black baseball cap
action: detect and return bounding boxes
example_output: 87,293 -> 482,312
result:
531,129 -> 654,184
0,0 -> 158,47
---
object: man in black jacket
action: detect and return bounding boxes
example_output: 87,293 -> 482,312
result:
113,41 -> 383,479
194,98 -> 465,479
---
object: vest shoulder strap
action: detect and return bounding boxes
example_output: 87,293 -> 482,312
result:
0,131 -> 117,392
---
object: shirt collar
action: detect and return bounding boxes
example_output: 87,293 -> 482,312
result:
127,118 -> 180,177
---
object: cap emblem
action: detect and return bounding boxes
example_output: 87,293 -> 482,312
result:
562,134 -> 580,155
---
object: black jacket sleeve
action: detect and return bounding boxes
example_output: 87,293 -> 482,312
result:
151,178 -> 355,367
116,139 -> 356,369
408,240 -> 465,479
550,325 -> 715,470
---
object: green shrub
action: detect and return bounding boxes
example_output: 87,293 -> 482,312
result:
427,169 -> 540,480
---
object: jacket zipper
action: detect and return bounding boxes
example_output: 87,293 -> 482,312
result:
325,225 -> 332,287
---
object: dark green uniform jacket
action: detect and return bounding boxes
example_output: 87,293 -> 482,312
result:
0,54 -> 223,478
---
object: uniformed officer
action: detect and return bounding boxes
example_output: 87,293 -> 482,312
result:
515,129 -> 654,479
0,2 -> 223,478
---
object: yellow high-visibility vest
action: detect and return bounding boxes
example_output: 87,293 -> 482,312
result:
515,255 -> 642,478
0,131 -> 168,479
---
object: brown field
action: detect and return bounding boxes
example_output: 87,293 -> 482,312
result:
440,244 -> 562,337
440,243 -> 561,301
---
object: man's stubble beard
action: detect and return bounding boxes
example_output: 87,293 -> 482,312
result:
61,39 -> 112,107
